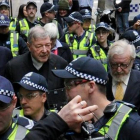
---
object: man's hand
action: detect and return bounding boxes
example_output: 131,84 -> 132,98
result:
133,20 -> 140,30
118,7 -> 122,12
58,95 -> 98,133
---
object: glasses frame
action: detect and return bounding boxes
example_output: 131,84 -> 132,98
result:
64,79 -> 89,90
110,59 -> 133,69
17,92 -> 40,100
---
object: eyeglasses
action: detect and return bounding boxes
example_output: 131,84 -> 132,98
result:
110,59 -> 133,69
64,79 -> 89,90
17,92 -> 40,100
0,101 -> 12,111
67,22 -> 75,27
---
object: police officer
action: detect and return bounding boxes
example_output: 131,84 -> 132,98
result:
94,22 -> 113,55
0,14 -> 28,57
80,9 -> 96,33
0,0 -> 17,31
0,76 -> 34,140
52,57 -> 140,140
88,22 -> 112,71
62,11 -> 96,59
13,72 -> 51,122
16,1 -> 38,42
38,2 -> 64,40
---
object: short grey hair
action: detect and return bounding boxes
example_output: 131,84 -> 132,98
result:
108,39 -> 136,61
27,25 -> 49,44
44,23 -> 58,39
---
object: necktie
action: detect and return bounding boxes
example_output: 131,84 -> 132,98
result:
115,82 -> 124,100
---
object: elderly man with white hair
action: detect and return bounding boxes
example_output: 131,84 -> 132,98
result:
44,23 -> 73,63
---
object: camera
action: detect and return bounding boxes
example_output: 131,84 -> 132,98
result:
81,122 -> 111,140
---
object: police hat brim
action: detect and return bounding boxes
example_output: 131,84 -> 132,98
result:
0,3 -> 10,8
0,95 -> 12,104
64,17 -> 75,23
83,15 -> 92,20
26,2 -> 37,8
52,69 -> 77,79
14,82 -> 41,91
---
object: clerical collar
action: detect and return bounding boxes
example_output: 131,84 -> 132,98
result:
31,55 -> 43,70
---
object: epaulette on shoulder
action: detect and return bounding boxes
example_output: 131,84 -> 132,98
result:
17,115 -> 35,130
116,101 -> 137,109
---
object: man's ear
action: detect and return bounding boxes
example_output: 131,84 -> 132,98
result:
12,94 -> 17,109
42,93 -> 47,103
88,81 -> 95,94
107,32 -> 110,37
45,12 -> 49,17
27,42 -> 31,51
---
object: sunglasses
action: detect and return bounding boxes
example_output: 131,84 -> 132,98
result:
67,22 -> 75,27
64,79 -> 89,90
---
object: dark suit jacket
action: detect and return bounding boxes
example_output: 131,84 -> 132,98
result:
106,70 -> 140,112
0,47 -> 13,76
4,52 -> 68,109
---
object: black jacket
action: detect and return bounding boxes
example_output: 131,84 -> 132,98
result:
24,102 -> 140,140
106,70 -> 140,113
0,46 -> 13,76
115,0 -> 132,13
55,42 -> 73,63
4,52 -> 68,108
24,113 -> 68,140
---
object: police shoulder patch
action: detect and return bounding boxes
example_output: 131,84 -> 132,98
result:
17,116 -> 35,130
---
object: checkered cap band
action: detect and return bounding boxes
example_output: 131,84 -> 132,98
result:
131,36 -> 140,44
0,89 -> 14,97
130,4 -> 139,12
83,15 -> 91,18
21,80 -> 48,92
0,20 -> 9,24
69,15 -> 82,23
65,66 -> 107,85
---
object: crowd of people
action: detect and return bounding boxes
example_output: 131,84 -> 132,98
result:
1,0 -> 140,139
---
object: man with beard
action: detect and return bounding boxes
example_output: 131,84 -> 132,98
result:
4,25 -> 67,109
52,56 -> 140,140
16,1 -> 38,42
0,14 -> 28,57
106,39 -> 140,113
